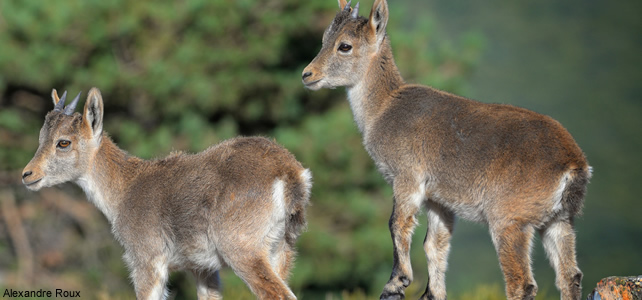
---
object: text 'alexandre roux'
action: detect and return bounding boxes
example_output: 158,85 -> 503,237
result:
3,288 -> 80,298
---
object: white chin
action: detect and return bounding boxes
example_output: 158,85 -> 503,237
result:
25,182 -> 44,191
24,177 -> 53,191
304,80 -> 329,91
304,84 -> 321,91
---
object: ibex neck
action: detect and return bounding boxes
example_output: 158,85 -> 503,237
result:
75,135 -> 143,224
347,37 -> 404,134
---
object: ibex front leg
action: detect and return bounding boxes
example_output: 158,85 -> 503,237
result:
420,203 -> 454,300
129,255 -> 170,300
381,176 -> 424,300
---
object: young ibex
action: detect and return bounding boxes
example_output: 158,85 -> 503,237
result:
22,88 -> 311,300
302,1 -> 591,299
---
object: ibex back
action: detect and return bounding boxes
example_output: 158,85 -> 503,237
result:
22,88 -> 311,300
302,1 -> 590,299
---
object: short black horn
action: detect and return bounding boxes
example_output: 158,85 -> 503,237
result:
351,2 -> 360,18
53,90 -> 67,112
64,92 -> 82,115
344,0 -> 352,12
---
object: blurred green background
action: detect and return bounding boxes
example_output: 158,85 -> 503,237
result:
0,0 -> 639,299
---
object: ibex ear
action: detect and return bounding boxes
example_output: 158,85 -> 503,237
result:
338,0 -> 349,10
52,89 -> 61,106
368,0 -> 389,46
83,87 -> 104,142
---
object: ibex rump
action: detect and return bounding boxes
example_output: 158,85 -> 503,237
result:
302,1 -> 590,299
22,88 -> 311,300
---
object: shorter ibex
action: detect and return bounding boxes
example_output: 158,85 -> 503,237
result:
22,88 -> 311,300
302,1 -> 591,299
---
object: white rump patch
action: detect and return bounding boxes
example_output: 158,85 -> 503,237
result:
300,169 -> 313,196
267,179 -> 287,269
271,179 -> 286,215
551,172 -> 570,212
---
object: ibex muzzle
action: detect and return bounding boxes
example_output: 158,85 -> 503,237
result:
303,1 -> 590,299
23,88 -> 311,300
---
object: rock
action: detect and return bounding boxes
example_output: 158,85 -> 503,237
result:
587,276 -> 642,300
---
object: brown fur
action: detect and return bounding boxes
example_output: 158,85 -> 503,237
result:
302,1 -> 590,299
22,88 -> 311,300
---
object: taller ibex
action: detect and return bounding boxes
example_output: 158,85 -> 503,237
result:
302,1 -> 590,299
22,88 -> 311,300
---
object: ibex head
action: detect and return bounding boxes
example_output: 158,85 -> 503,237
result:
302,0 -> 389,90
22,88 -> 104,191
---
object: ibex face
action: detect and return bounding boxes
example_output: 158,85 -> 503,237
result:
302,0 -> 386,90
22,89 -> 102,191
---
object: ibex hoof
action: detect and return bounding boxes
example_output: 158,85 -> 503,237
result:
399,275 -> 411,287
380,291 -> 405,300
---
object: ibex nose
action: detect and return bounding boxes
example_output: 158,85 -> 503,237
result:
302,71 -> 313,80
22,170 -> 33,179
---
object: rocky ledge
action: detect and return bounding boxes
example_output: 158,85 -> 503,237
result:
587,276 -> 642,300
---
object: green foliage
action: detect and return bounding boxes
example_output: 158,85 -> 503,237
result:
0,0 -> 339,162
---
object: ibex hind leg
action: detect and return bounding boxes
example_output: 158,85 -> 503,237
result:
420,203 -> 455,300
227,253 -> 296,300
271,240 -> 296,282
193,270 -> 223,300
490,222 -> 537,300
540,219 -> 582,300
539,169 -> 587,300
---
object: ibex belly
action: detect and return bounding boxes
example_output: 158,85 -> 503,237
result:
372,149 -> 570,226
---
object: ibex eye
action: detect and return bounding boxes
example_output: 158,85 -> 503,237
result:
57,140 -> 71,148
338,43 -> 352,52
